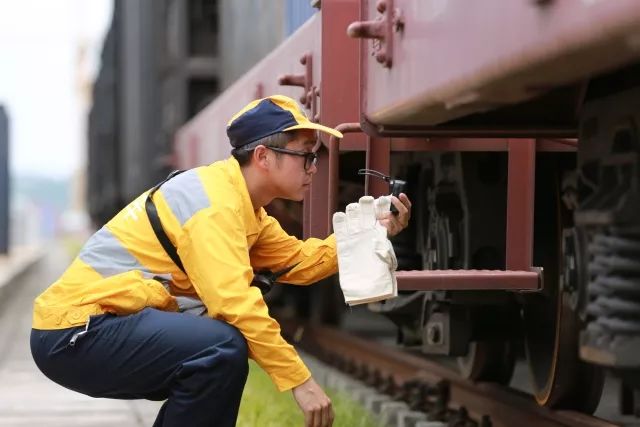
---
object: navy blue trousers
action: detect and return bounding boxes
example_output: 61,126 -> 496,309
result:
30,308 -> 249,427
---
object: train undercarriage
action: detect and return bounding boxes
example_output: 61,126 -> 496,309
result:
363,76 -> 640,414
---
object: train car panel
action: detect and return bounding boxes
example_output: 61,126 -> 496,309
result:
350,0 -> 640,136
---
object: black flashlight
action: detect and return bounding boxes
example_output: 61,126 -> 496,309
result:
357,169 -> 406,214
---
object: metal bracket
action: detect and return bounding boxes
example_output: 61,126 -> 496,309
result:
310,86 -> 320,123
347,0 -> 404,68
253,82 -> 264,100
278,53 -> 315,111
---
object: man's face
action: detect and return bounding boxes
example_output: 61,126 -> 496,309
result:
269,129 -> 318,201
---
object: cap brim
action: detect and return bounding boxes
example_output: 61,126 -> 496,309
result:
284,122 -> 343,139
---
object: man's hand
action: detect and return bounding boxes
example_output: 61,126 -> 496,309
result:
292,377 -> 334,427
377,193 -> 412,237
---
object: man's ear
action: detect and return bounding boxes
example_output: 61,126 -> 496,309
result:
253,145 -> 269,170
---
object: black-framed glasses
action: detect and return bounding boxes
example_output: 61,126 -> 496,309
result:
266,147 -> 318,171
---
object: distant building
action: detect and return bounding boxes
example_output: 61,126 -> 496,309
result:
0,105 -> 8,254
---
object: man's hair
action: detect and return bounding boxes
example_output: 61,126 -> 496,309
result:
231,131 -> 298,166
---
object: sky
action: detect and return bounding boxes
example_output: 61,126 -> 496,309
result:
0,0 -> 113,180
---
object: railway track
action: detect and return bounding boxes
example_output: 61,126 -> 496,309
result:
284,322 -> 620,427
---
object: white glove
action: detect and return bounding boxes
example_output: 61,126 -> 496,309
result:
374,195 -> 398,298
332,195 -> 398,306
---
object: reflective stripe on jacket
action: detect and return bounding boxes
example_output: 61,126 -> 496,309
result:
32,157 -> 338,391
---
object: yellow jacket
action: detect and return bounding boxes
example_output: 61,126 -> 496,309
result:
32,157 -> 338,391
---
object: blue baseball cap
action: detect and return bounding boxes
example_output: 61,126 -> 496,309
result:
227,95 -> 343,149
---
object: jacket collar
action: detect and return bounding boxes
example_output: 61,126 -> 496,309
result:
226,157 -> 263,236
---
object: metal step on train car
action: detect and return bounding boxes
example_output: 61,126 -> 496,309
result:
172,0 -> 640,415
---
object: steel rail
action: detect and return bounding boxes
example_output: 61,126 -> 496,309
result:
287,324 -> 619,427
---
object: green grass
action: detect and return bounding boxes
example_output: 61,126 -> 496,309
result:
237,361 -> 381,427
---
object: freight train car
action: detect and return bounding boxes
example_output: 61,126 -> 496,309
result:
88,0 -> 315,227
173,0 -> 640,415
88,0 -> 220,226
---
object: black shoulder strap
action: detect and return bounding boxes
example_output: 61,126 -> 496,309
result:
145,169 -> 298,294
145,170 -> 187,274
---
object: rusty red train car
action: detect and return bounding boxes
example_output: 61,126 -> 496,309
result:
173,0 -> 640,414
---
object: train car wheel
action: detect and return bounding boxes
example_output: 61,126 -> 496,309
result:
522,165 -> 604,412
523,287 -> 604,412
457,341 -> 515,384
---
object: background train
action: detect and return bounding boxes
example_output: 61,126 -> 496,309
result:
88,0 -> 640,416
